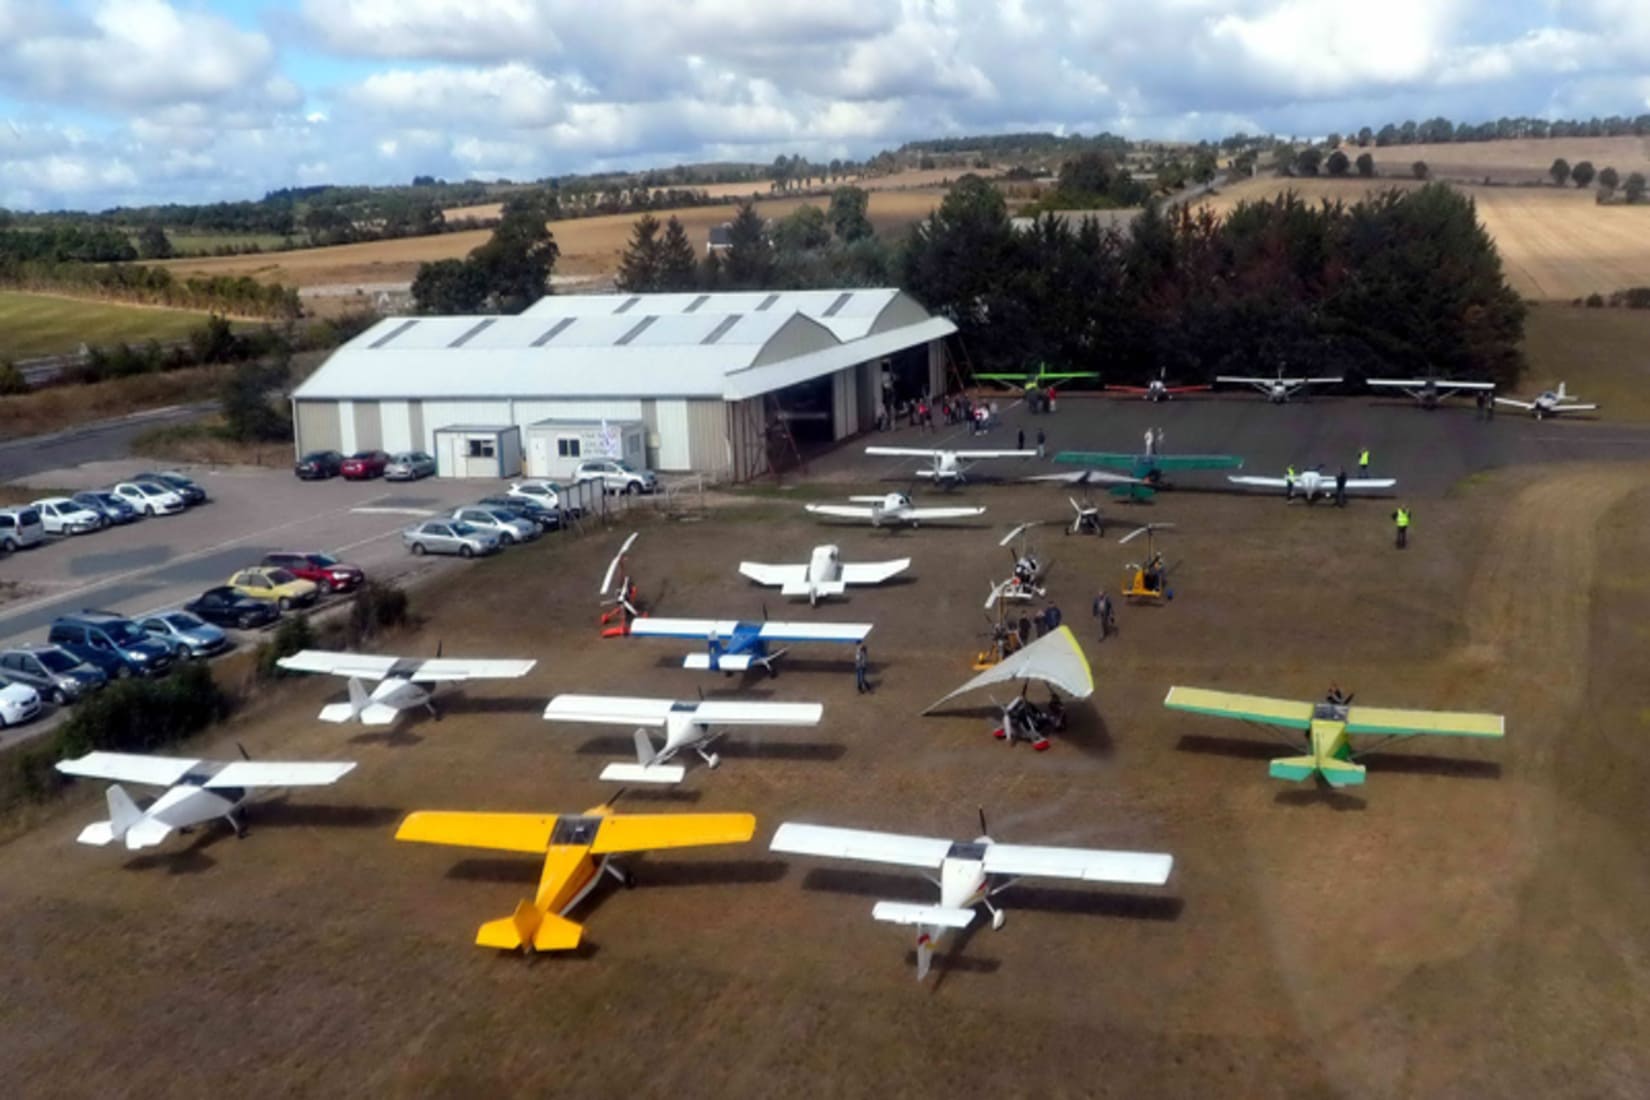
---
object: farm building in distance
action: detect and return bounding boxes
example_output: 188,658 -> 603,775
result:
290,288 -> 956,481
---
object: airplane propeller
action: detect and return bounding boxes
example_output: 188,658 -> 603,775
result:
236,742 -> 251,761
978,806 -> 989,837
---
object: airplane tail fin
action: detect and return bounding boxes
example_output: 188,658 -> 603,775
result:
475,900 -> 583,952
77,784 -> 142,846
633,728 -> 657,767
1269,755 -> 1366,787
915,927 -> 937,981
320,677 -> 372,723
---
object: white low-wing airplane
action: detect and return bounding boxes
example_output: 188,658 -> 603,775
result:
544,694 -> 824,783
864,446 -> 1036,485
1217,371 -> 1342,403
806,492 -> 985,529
627,617 -> 871,675
55,750 -> 356,850
1494,382 -> 1598,419
771,815 -> 1174,980
1366,376 -> 1494,408
1229,468 -> 1396,502
276,649 -> 537,724
738,544 -> 910,606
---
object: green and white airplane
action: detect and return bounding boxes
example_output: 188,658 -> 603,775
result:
973,362 -> 1099,392
1045,440 -> 1244,501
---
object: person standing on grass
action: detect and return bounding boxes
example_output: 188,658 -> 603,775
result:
1392,506 -> 1410,549
854,641 -> 870,694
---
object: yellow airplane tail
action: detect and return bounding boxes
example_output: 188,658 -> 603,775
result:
1268,755 -> 1366,787
475,900 -> 584,952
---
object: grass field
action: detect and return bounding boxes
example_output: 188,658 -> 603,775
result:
0,292 -> 213,360
1340,134 -> 1650,183
163,189 -> 949,290
1520,304 -> 1650,419
165,232 -> 295,256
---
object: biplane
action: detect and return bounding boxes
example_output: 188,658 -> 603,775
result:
396,799 -> 755,951
1163,686 -> 1505,787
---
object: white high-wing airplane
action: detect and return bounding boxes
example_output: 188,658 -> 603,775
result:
626,617 -> 870,675
1494,382 -> 1598,419
1217,371 -> 1342,403
864,446 -> 1036,485
276,649 -> 537,724
1229,467 -> 1396,502
771,814 -> 1174,980
544,694 -> 824,783
738,544 -> 910,606
1366,376 -> 1494,408
805,492 -> 985,529
55,750 -> 355,850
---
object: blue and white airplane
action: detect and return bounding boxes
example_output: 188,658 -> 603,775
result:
627,616 -> 871,675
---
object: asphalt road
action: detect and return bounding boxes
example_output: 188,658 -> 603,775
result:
0,403 -> 217,482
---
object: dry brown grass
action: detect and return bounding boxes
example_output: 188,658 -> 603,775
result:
1340,135 -> 1650,183
0,366 -> 224,439
130,416 -> 293,469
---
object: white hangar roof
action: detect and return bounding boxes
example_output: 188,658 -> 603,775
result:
294,288 -> 953,402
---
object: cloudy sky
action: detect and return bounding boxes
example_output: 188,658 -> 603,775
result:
2,0 -> 1648,210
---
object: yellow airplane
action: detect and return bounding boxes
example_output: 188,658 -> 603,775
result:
1164,687 -> 1504,787
395,800 -> 755,951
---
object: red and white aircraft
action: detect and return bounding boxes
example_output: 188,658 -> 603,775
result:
1107,368 -> 1211,402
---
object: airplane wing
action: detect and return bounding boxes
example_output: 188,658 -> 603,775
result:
276,650 -> 402,680
403,658 -> 537,682
905,506 -> 986,521
924,626 -> 1094,712
1163,384 -> 1213,394
600,532 -> 639,594
757,621 -> 872,643
1215,375 -> 1269,386
544,695 -> 822,727
1344,478 -> 1398,490
1049,451 -> 1136,470
1493,396 -> 1535,409
770,822 -> 953,869
1162,686 -> 1315,729
839,558 -> 910,584
1105,385 -> 1150,395
983,844 -> 1174,886
1365,379 -> 1426,388
204,762 -> 356,788
55,752 -> 198,787
805,503 -> 876,520
738,562 -> 809,587
863,446 -> 939,458
953,449 -> 1037,460
628,617 -> 744,639
1552,403 -> 1599,413
1343,705 -> 1505,738
1024,470 -> 1142,485
395,811 -> 557,852
1301,377 -> 1343,385
591,812 -> 756,853
1228,476 -> 1289,488
1151,454 -> 1244,471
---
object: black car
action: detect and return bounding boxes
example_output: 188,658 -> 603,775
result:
185,586 -> 282,630
476,495 -> 561,531
295,451 -> 344,480
133,471 -> 208,505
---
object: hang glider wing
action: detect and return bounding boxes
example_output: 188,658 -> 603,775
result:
544,694 -> 822,728
982,844 -> 1174,886
590,812 -> 756,854
840,558 -> 910,585
1342,705 -> 1505,738
204,761 -> 356,788
395,811 -> 558,853
276,650 -> 534,682
55,752 -> 198,787
738,562 -> 808,587
600,532 -> 639,594
1162,686 -> 1316,729
905,506 -> 986,521
770,823 -> 953,869
924,625 -> 1094,713
805,503 -> 876,520
627,617 -> 743,639
757,621 -> 872,644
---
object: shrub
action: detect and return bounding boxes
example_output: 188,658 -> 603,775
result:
1584,292 -> 1606,308
55,664 -> 227,764
0,359 -> 26,395
347,580 -> 410,645
256,614 -> 315,679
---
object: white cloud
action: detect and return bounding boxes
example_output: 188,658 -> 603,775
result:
346,63 -> 568,128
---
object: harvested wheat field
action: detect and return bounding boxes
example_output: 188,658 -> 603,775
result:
1342,135 -> 1650,184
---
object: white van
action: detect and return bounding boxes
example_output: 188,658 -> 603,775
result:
0,507 -> 46,553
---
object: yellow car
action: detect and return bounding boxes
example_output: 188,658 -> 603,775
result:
227,566 -> 319,611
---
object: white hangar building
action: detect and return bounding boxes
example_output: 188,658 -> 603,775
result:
290,288 -> 957,481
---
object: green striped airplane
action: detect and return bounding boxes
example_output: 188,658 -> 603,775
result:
973,362 -> 1099,392
1046,447 -> 1244,501
1163,687 -> 1505,787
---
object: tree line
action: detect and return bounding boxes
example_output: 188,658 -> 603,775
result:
0,258 -> 300,319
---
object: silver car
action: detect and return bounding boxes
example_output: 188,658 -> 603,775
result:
385,451 -> 437,481
0,644 -> 107,704
451,506 -> 538,545
402,519 -> 502,558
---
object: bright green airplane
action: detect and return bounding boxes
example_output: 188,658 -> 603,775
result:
1048,448 -> 1244,501
973,362 -> 1099,392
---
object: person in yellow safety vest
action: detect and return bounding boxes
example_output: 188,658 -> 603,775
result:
1358,447 -> 1371,476
1285,465 -> 1297,501
1392,505 -> 1411,549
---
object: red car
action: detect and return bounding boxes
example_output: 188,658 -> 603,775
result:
259,552 -> 366,594
340,450 -> 389,480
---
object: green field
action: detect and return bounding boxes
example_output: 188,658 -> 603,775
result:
0,291 -> 212,360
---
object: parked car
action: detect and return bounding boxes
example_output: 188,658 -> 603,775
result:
32,497 -> 104,535
295,450 -> 344,479
185,586 -> 281,630
47,611 -> 174,679
132,470 -> 207,505
112,481 -> 186,516
72,490 -> 139,526
476,495 -> 561,532
451,506 -> 538,545
340,450 -> 390,480
508,479 -> 575,513
402,519 -> 501,558
260,552 -> 365,595
138,610 -> 229,659
385,451 -> 436,481
0,644 -> 107,704
0,506 -> 47,552
573,459 -> 658,495
0,681 -> 43,729
227,566 -> 319,610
